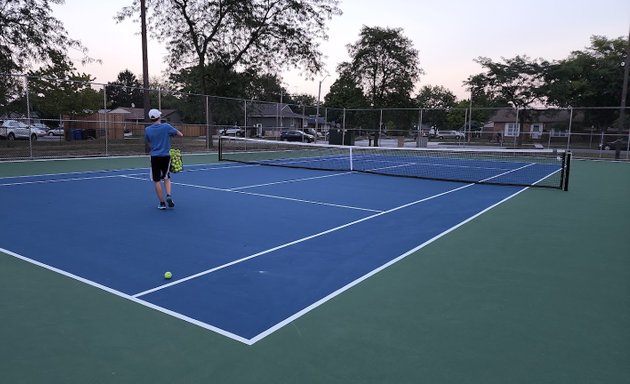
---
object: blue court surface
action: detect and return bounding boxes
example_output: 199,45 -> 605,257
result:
1,162 -> 536,344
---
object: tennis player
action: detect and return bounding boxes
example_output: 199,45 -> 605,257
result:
144,109 -> 183,210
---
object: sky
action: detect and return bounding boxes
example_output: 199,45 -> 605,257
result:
51,0 -> 630,101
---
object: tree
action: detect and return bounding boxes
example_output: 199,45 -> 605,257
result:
414,85 -> 457,129
27,52 -> 99,120
415,85 -> 457,109
105,70 -> 144,109
465,55 -> 549,144
116,0 -> 341,96
341,26 -> 422,108
324,71 -> 368,109
543,35 -> 629,131
168,64 -> 288,124
323,70 -> 370,130
0,0 -> 91,111
466,55 -> 548,108
544,36 -> 628,108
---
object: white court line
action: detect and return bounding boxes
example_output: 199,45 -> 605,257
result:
358,157 -> 522,171
131,182 -> 475,298
248,184 -> 531,344
480,162 -> 536,182
364,162 -> 417,172
0,247 -> 250,344
230,171 -> 353,190
3,161 -> 557,344
120,174 -> 382,213
0,162 -> 252,185
1,180 -> 530,346
0,174 -> 124,187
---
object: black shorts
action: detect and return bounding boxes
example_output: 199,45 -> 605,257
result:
150,156 -> 171,182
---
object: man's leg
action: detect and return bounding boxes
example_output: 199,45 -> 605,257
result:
154,181 -> 165,203
164,177 -> 171,196
164,177 -> 175,207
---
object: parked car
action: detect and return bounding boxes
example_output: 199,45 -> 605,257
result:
0,119 -> 43,141
599,137 -> 629,150
280,130 -> 315,143
304,128 -> 324,139
45,124 -> 64,136
219,126 -> 244,136
32,122 -> 49,131
30,123 -> 48,138
435,130 -> 465,140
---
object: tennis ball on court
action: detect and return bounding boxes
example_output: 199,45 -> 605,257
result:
164,271 -> 172,279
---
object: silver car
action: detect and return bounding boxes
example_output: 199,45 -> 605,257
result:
0,120 -> 49,141
436,130 -> 465,140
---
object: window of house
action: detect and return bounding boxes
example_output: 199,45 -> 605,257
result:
505,123 -> 520,137
530,123 -> 543,139
550,129 -> 568,137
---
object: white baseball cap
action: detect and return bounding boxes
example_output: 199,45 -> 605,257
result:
148,109 -> 162,119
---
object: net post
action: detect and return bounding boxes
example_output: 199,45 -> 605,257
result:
218,136 -> 223,161
349,147 -> 353,171
561,151 -> 572,191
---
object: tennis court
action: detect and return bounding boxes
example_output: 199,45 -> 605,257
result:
1,144 -> 629,383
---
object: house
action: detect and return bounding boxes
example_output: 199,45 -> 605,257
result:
108,107 -> 182,124
108,107 -> 182,138
64,107 -> 183,139
485,109 -> 585,142
305,115 -> 333,132
245,102 -> 308,137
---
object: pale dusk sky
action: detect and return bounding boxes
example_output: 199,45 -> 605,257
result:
51,0 -> 630,100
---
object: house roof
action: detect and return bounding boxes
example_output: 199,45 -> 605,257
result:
306,115 -> 328,125
248,102 -> 304,119
488,109 -> 584,123
109,107 -> 178,121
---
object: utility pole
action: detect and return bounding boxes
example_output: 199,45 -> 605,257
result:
315,75 -> 329,132
140,0 -> 150,120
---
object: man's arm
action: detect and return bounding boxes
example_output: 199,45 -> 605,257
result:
169,125 -> 183,137
144,132 -> 151,154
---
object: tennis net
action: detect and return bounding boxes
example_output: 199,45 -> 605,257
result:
218,136 -> 571,190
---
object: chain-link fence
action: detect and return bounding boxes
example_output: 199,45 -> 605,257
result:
1,73 -> 629,161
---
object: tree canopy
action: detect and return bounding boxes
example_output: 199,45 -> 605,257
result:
116,0 -> 341,95
464,36 -> 629,132
465,55 -> 549,109
339,26 -> 421,108
414,85 -> 457,129
0,0 -> 92,111
543,35 -> 629,109
323,70 -> 368,109
106,70 -> 144,109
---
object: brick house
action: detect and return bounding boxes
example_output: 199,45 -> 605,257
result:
485,108 -> 584,142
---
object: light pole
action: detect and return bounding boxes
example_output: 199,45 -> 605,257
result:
315,75 -> 329,132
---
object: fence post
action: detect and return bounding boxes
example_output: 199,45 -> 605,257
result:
416,108 -> 423,147
514,107 -> 519,147
24,75 -> 33,158
206,95 -> 212,149
567,107 -> 573,151
379,109 -> 383,138
103,84 -> 109,155
342,108 -> 346,144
